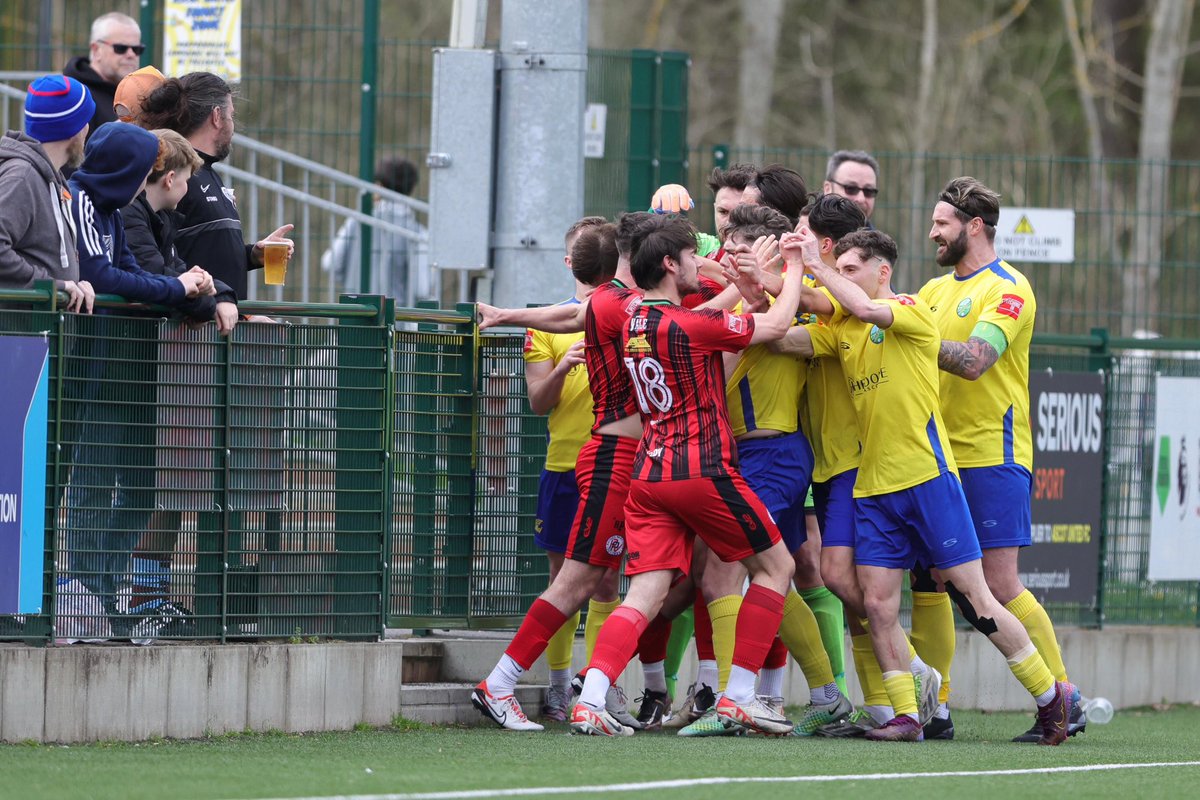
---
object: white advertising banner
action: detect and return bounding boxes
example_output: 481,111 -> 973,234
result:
1148,376 -> 1200,580
163,0 -> 242,82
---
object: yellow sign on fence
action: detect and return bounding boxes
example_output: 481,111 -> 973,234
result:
163,0 -> 242,82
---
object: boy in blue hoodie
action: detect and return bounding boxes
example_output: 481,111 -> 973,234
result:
63,121 -> 216,635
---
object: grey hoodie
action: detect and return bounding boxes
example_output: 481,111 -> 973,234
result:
0,130 -> 79,288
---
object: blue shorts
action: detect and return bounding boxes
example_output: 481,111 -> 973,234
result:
959,464 -> 1033,549
854,471 -> 982,571
812,468 -> 858,549
739,431 -> 814,553
535,468 -> 580,554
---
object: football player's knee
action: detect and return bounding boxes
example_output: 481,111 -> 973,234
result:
944,580 -> 999,636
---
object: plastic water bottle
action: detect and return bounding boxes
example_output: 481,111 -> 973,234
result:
1082,696 -> 1114,724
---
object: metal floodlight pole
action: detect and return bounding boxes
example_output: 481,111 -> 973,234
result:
489,0 -> 588,308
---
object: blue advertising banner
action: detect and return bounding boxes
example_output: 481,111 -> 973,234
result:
0,336 -> 49,615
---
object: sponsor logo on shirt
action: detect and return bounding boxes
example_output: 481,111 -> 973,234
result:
726,314 -> 747,334
869,325 -> 885,344
222,186 -> 237,208
956,297 -> 973,317
523,329 -> 534,353
622,295 -> 643,315
896,294 -> 916,306
847,367 -> 889,396
997,294 -> 1025,320
625,334 -> 652,354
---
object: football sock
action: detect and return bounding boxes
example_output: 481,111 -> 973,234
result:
725,584 -> 786,703
852,631 -> 891,709
799,586 -> 847,695
693,588 -> 715,660
492,598 -> 568,694
585,598 -> 620,663
764,635 -> 789,669
550,668 -> 571,692
779,590 -> 837,689
1006,642 -> 1057,704
587,605 -> 649,686
578,668 -> 611,710
882,670 -> 919,720
696,660 -> 718,693
637,614 -> 672,665
1006,589 -> 1069,682
811,682 -> 840,705
546,610 -> 580,673
664,605 -> 694,699
485,654 -> 524,697
757,665 -> 786,699
642,660 -> 668,693
708,594 -> 742,691
911,590 -> 956,705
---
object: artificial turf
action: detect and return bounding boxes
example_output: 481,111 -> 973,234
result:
3,706 -> 1197,800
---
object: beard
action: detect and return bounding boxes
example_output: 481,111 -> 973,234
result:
935,227 -> 968,267
65,134 -> 86,169
213,136 -> 232,162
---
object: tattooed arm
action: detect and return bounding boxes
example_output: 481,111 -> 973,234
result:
938,337 -> 1000,381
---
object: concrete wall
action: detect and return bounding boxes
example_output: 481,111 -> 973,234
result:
2,626 -> 1196,742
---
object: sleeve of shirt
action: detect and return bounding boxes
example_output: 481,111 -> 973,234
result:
689,308 -> 756,352
806,322 -> 838,359
976,280 -> 1033,348
681,275 -> 723,308
524,327 -> 554,363
885,296 -> 937,345
74,193 -> 186,305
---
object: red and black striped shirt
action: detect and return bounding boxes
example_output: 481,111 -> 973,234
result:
622,300 -> 755,481
585,279 -> 643,431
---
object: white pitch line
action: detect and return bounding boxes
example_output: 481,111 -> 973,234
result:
245,760 -> 1200,800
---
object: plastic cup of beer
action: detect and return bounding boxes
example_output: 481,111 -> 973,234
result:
263,242 -> 290,285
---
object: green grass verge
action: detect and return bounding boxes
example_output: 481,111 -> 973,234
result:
2,706 -> 1197,800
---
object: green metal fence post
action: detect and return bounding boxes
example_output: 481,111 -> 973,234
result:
138,0 -> 157,66
656,52 -> 690,188
443,302 -> 477,619
712,143 -> 728,172
333,293 -> 392,639
357,0 -> 380,295
409,303 -> 439,628
626,49 -> 657,213
1089,328 -> 1110,628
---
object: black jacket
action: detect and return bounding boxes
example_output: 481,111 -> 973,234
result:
173,150 -> 260,300
121,191 -> 237,319
62,56 -> 119,139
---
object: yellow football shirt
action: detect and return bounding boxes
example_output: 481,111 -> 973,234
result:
725,293 -> 806,438
918,259 -> 1037,471
829,295 -> 958,497
802,287 -> 862,483
524,301 -> 592,473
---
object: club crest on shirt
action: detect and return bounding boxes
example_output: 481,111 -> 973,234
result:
997,294 -> 1025,320
222,186 -> 237,208
605,535 -> 625,556
956,297 -> 973,317
625,334 -> 652,354
869,325 -> 885,344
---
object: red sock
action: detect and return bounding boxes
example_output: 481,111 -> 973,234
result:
693,587 -> 715,661
588,605 -> 649,682
731,584 -> 785,673
504,598 -> 569,670
763,635 -> 789,670
637,614 -> 672,663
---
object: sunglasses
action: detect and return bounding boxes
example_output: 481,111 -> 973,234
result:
830,179 -> 879,199
99,40 -> 146,56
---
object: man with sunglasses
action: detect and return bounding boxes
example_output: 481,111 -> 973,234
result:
64,12 -> 144,140
823,150 -> 880,222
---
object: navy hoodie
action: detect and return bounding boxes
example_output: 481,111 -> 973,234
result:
68,122 -> 186,306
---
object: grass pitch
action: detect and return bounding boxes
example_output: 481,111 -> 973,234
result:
3,706 -> 1197,800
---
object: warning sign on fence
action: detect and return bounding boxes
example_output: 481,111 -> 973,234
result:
994,207 -> 1075,264
163,0 -> 242,82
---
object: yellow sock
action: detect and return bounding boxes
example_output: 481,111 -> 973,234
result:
1006,590 -> 1068,683
911,591 -> 956,704
708,594 -> 742,691
882,670 -> 919,717
1007,643 -> 1056,699
780,590 -> 836,689
585,599 -> 619,663
852,632 -> 890,707
546,609 -> 580,671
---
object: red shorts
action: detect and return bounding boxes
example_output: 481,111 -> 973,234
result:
623,474 -> 781,576
564,434 -> 638,570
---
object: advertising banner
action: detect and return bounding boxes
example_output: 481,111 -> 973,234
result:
0,336 -> 49,615
163,0 -> 242,82
1148,376 -> 1200,580
1021,370 -> 1104,605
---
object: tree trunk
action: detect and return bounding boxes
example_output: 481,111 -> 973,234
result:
1125,0 -> 1194,334
733,0 -> 784,150
908,0 -> 937,262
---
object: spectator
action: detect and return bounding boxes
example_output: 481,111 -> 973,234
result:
62,121 -> 212,636
113,65 -> 166,124
140,72 -> 294,301
823,149 -> 880,222
321,156 -> 431,306
0,75 -> 94,311
64,12 -> 144,140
